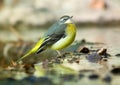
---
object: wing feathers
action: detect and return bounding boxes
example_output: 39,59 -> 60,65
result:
36,33 -> 66,54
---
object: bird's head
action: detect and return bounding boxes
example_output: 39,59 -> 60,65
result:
59,15 -> 73,24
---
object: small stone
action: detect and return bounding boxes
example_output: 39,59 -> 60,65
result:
103,75 -> 112,83
111,67 -> 120,75
103,58 -> 108,62
88,74 -> 99,80
115,54 -> 120,57
75,60 -> 80,64
79,47 -> 90,54
97,48 -> 110,58
86,52 -> 102,63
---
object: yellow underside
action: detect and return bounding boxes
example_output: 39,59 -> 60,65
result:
51,23 -> 76,50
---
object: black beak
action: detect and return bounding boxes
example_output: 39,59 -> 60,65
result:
70,16 -> 73,18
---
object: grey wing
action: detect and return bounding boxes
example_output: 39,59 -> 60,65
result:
36,22 -> 67,54
44,22 -> 66,37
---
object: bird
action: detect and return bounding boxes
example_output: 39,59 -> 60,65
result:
17,15 -> 76,63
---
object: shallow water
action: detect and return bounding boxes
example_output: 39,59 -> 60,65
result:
0,27 -> 120,85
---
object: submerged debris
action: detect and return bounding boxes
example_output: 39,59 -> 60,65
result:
86,48 -> 110,63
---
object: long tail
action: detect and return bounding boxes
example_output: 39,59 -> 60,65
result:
16,50 -> 34,63
16,38 -> 45,63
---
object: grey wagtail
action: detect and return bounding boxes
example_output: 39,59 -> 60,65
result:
17,15 -> 76,63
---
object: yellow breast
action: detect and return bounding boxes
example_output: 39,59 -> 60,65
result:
51,23 -> 76,50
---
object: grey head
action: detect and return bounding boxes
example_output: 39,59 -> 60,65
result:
58,15 -> 73,24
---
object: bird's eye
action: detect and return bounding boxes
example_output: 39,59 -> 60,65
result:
63,18 -> 68,21
60,18 -> 67,22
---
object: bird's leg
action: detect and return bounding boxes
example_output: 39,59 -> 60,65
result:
56,50 -> 62,57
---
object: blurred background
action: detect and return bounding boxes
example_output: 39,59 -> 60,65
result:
0,1 -> 120,84
0,0 -> 120,52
